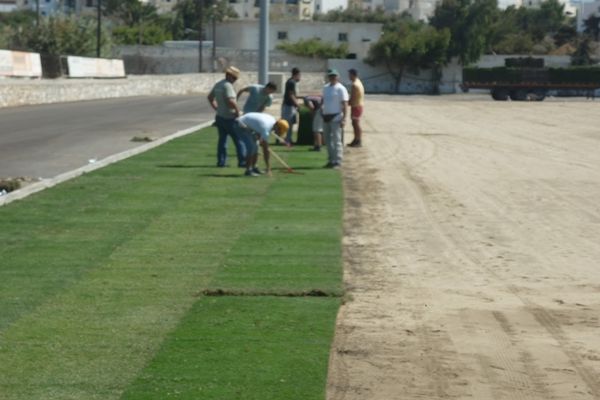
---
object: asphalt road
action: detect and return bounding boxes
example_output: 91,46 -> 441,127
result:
0,95 -> 214,180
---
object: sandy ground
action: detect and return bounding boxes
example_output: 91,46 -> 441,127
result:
327,95 -> 600,400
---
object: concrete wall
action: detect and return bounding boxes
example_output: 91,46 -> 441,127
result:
326,55 -> 573,95
0,72 -> 328,109
328,59 -> 463,94
114,45 -> 328,75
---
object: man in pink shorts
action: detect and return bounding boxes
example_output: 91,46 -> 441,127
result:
348,68 -> 365,148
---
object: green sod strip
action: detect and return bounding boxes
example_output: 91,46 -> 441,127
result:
208,166 -> 343,295
121,297 -> 340,400
0,128 -> 343,399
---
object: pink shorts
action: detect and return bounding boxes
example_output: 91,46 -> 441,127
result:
351,105 -> 363,120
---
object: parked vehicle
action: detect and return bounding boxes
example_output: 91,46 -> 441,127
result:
462,57 -> 600,101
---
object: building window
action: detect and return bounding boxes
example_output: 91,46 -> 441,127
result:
278,31 -> 288,40
338,33 -> 348,42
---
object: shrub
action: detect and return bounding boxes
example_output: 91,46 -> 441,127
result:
277,38 -> 348,59
112,24 -> 173,45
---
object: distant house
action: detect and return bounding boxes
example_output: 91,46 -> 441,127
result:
314,0 -> 348,14
3,0 -> 180,15
4,0 -> 95,15
139,0 -> 179,14
0,0 -> 19,13
576,0 -> 600,32
520,0 -> 576,16
211,20 -> 382,59
347,0 -> 436,21
230,0 -> 319,21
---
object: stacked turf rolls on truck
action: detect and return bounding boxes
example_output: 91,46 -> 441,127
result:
462,57 -> 600,101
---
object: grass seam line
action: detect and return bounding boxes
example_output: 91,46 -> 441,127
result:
200,288 -> 345,298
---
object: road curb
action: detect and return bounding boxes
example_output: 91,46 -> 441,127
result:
0,121 -> 214,207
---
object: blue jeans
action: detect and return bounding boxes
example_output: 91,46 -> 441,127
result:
215,116 -> 246,167
235,122 -> 258,157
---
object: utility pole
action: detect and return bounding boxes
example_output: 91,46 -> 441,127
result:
258,0 -> 269,84
35,0 -> 40,26
211,4 -> 217,72
198,0 -> 204,73
96,0 -> 102,58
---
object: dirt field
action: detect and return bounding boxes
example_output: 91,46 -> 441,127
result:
327,95 -> 600,400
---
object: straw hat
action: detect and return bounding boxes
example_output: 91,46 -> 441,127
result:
225,66 -> 240,79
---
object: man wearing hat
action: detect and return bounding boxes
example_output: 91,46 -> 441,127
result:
207,66 -> 247,167
235,113 -> 289,177
321,69 -> 349,169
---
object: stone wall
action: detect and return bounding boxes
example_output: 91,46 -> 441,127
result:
0,72 -> 328,109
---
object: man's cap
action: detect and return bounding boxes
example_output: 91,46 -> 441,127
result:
327,68 -> 339,76
225,66 -> 240,79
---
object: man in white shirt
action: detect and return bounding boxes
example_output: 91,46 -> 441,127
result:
235,113 -> 289,177
321,69 -> 349,169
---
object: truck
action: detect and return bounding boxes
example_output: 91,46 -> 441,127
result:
462,57 -> 600,101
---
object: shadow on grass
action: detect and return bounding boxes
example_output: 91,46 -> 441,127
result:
157,164 -> 216,169
287,166 -> 325,171
200,173 -> 245,178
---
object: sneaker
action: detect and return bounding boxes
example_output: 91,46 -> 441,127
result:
244,169 -> 259,177
309,146 -> 321,152
348,141 -> 362,148
332,162 -> 342,169
251,167 -> 263,175
324,162 -> 334,168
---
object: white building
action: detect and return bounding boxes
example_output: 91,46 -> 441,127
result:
347,0 -> 436,21
213,20 -> 382,58
230,0 -> 318,20
576,0 -> 600,31
314,0 -> 347,13
13,0 -> 96,15
140,0 -> 179,13
519,0 -> 577,16
0,0 -> 20,13
1,0 -> 180,15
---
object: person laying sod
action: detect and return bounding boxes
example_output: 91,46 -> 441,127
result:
235,113 -> 289,177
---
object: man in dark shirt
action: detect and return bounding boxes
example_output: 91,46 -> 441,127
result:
280,67 -> 301,145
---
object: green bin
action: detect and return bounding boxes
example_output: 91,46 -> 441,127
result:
296,105 -> 314,145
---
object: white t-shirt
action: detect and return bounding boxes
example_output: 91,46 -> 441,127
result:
238,112 -> 276,141
321,82 -> 349,115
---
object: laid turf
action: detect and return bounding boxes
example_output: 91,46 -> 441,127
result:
121,297 -> 340,400
0,127 -> 343,400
